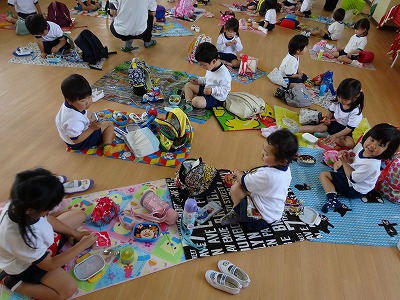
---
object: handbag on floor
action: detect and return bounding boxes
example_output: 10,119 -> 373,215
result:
299,108 -> 323,125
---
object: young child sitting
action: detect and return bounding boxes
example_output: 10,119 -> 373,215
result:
221,129 -> 299,231
253,0 -> 277,34
6,0 -> 42,24
310,8 -> 345,40
25,14 -> 71,58
295,0 -> 314,18
333,18 -> 370,68
55,74 -> 125,156
279,34 -> 309,88
320,123 -> 400,213
216,18 -> 243,68
184,42 -> 232,109
75,0 -> 101,11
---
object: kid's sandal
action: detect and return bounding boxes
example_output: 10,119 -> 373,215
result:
120,46 -> 139,52
64,179 -> 94,194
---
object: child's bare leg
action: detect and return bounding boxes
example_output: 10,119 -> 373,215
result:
320,172 -> 336,193
332,50 -> 340,58
298,124 -> 328,133
15,268 -> 78,300
231,59 -> 240,68
191,96 -> 207,108
334,136 -> 355,149
229,182 -> 248,208
311,28 -> 324,37
101,121 -> 115,145
184,82 -> 199,102
337,55 -> 352,64
57,209 -> 87,229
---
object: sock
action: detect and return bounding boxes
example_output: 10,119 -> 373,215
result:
321,192 -> 340,213
125,39 -> 133,49
103,144 -> 126,156
351,60 -> 363,68
258,26 -> 268,34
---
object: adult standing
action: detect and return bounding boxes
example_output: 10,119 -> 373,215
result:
109,0 -> 157,52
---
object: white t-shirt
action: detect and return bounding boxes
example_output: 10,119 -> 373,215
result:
8,0 -> 38,14
0,202 -> 53,275
348,149 -> 381,194
327,21 -> 344,40
279,53 -> 299,77
328,102 -> 363,129
216,34 -> 243,55
110,0 -> 153,36
300,0 -> 313,12
344,34 -> 367,55
197,63 -> 232,101
39,21 -> 63,42
55,102 -> 90,144
264,9 -> 276,25
242,166 -> 292,223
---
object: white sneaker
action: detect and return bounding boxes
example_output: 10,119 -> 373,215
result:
218,260 -> 251,288
205,270 -> 241,294
92,89 -> 104,102
351,60 -> 363,68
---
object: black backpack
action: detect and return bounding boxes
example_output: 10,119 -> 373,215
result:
74,29 -> 109,68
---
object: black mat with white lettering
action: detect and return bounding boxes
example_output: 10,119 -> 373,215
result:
166,171 -> 321,260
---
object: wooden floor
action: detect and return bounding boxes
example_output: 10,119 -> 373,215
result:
1,0 -> 400,299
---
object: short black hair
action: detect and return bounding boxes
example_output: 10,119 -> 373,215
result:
334,78 -> 364,114
195,42 -> 219,64
361,123 -> 400,160
220,17 -> 240,36
333,8 -> 345,22
61,74 -> 92,102
25,14 -> 48,36
354,18 -> 370,36
288,34 -> 309,55
267,129 -> 299,164
259,0 -> 277,15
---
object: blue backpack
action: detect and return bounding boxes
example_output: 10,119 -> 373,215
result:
155,5 -> 166,22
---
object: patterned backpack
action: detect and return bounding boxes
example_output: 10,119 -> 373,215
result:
188,34 -> 211,64
375,152 -> 400,204
128,58 -> 154,96
174,0 -> 194,20
219,10 -> 235,26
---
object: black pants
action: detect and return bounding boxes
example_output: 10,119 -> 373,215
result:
43,38 -> 71,54
110,15 -> 153,43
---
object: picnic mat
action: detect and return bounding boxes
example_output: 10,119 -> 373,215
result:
220,3 -> 258,16
166,171 -> 321,260
308,47 -> 376,71
273,105 -> 371,148
69,8 -> 110,18
291,147 -> 400,248
92,61 -> 212,124
223,64 -> 267,84
167,8 -> 204,21
0,180 -> 186,300
212,103 -> 276,131
8,43 -> 106,69
152,21 -> 193,37
0,13 -> 15,30
66,109 -> 191,168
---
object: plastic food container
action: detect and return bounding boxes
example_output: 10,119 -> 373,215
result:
169,95 -> 181,107
133,222 -> 160,242
74,254 -> 105,281
297,155 -> 316,167
111,112 -> 128,126
302,133 -> 318,144
46,54 -> 62,63
299,207 -> 321,225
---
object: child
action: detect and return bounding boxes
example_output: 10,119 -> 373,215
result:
295,0 -> 314,18
253,0 -> 277,34
279,34 -> 309,88
296,78 -> 364,149
281,0 -> 298,9
247,0 -> 258,11
333,18 -> 370,68
25,14 -> 71,58
221,129 -> 298,230
55,74 -> 125,156
310,8 -> 345,41
216,18 -> 243,68
6,0 -> 42,24
0,168 -> 97,300
75,0 -> 101,11
184,42 -> 232,109
320,123 -> 400,212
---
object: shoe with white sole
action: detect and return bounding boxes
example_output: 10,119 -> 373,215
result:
205,270 -> 241,294
218,260 -> 251,288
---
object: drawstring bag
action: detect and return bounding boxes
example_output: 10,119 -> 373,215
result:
91,197 -> 120,226
176,157 -> 219,199
375,152 -> 400,204
299,108 -> 323,125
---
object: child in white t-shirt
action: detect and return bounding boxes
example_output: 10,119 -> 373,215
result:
333,18 -> 370,68
295,0 -> 313,18
7,0 -> 42,23
253,0 -> 277,34
216,18 -> 243,68
311,8 -> 345,40
221,129 -> 298,231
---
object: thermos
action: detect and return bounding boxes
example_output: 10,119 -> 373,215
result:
182,198 -> 198,235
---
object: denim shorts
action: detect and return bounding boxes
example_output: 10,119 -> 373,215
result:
198,85 -> 225,109
68,128 -> 102,150
331,166 -> 364,198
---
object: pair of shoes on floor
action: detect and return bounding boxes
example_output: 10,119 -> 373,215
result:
57,175 -> 94,194
144,40 -> 157,49
120,46 -> 139,52
205,260 -> 251,294
190,24 -> 200,32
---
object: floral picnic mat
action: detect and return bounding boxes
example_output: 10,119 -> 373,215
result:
152,21 -> 193,37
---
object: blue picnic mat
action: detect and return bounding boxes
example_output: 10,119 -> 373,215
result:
291,147 -> 400,248
152,21 -> 193,37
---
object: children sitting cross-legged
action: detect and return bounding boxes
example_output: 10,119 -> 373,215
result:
184,42 -> 232,109
75,0 -> 101,11
320,123 -> 400,213
216,18 -> 243,68
25,14 -> 71,58
221,129 -> 299,231
309,8 -> 345,41
55,74 -> 125,156
252,0 -> 278,34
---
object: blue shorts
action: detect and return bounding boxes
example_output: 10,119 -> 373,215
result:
68,128 -> 102,150
287,73 -> 308,84
331,166 -> 365,198
233,197 -> 270,231
258,21 -> 275,31
198,85 -> 225,109
218,52 -> 238,62
327,121 -> 353,136
338,50 -> 358,60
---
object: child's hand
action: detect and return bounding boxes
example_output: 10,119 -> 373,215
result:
233,170 -> 245,180
298,72 -> 304,79
232,40 -> 237,45
41,52 -> 47,58
322,116 -> 331,125
77,232 -> 97,249
326,134 -> 337,143
72,230 -> 91,242
191,78 -> 198,84
51,46 -> 59,54
204,87 -> 212,95
89,119 -> 101,130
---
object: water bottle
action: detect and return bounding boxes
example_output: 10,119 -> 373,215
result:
319,84 -> 327,96
317,49 -> 324,60
182,198 -> 198,235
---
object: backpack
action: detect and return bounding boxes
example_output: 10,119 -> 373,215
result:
175,157 -> 220,199
224,92 -> 266,119
174,0 -> 194,20
154,107 -> 194,151
155,5 -> 166,22
278,16 -> 300,30
219,10 -> 235,26
47,1 -> 72,27
128,58 -> 154,96
277,84 -> 311,107
188,34 -> 211,64
375,152 -> 400,204
74,29 -> 109,67
357,50 -> 375,63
